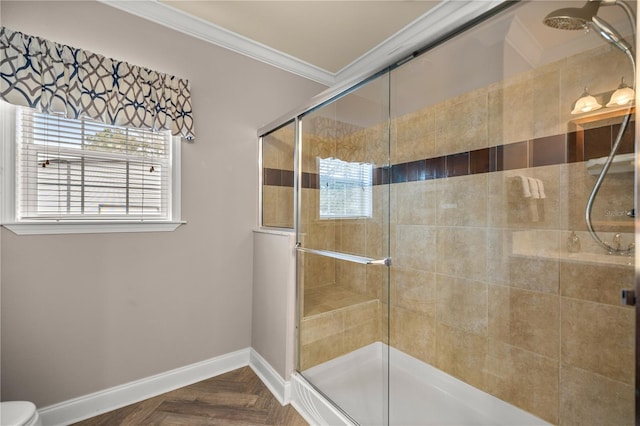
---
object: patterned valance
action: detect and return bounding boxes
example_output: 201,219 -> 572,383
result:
0,26 -> 194,140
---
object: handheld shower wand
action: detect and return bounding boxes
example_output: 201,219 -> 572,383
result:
544,0 -> 636,255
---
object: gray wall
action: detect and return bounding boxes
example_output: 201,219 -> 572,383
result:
0,1 -> 325,407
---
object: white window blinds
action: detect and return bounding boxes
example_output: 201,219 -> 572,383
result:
17,107 -> 172,221
319,157 -> 373,219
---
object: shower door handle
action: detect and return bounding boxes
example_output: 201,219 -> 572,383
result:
368,257 -> 392,266
295,244 -> 391,267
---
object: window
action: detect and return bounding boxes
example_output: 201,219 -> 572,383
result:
1,102 -> 183,234
319,157 -> 373,219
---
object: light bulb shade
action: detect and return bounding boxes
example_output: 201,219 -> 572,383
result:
606,85 -> 635,107
571,91 -> 602,114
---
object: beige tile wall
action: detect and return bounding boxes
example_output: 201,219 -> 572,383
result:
262,185 -> 294,228
300,298 -> 380,370
386,42 -> 635,425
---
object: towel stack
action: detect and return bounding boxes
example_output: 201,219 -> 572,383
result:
518,176 -> 546,199
517,176 -> 546,222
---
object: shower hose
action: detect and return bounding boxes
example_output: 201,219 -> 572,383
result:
585,4 -> 636,255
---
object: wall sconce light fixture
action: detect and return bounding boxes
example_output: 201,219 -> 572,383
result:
571,87 -> 602,114
571,77 -> 635,114
606,77 -> 635,107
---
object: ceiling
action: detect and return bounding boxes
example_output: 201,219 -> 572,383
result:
160,1 -> 439,74
100,0 -> 504,85
101,0 -> 634,89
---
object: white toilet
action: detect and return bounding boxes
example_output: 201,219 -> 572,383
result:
0,401 -> 42,426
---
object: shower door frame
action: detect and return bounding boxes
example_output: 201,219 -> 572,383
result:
636,64 -> 639,426
292,72 -> 394,424
634,6 -> 639,425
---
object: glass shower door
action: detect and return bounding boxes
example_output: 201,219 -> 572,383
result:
296,74 -> 391,425
387,1 -> 636,424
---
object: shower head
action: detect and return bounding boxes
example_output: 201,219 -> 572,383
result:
543,0 -> 634,56
543,1 -> 601,30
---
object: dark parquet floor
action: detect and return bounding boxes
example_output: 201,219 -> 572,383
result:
72,366 -> 309,426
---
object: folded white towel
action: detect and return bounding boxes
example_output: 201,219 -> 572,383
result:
519,176 -> 531,198
528,177 -> 540,199
536,178 -> 546,199
529,199 -> 539,222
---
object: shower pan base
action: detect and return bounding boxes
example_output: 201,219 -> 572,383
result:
297,342 -> 549,426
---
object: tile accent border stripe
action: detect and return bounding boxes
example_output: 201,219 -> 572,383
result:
263,122 -> 635,187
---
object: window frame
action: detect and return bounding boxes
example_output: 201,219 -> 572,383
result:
0,102 -> 184,235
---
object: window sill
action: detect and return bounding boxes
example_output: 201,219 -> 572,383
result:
2,221 -> 186,235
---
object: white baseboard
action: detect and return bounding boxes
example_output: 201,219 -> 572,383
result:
248,348 -> 291,405
38,348 -> 250,426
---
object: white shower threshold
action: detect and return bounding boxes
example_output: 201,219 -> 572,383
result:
292,342 -> 549,426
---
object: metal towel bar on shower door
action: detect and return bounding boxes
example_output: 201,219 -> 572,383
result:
295,244 -> 391,267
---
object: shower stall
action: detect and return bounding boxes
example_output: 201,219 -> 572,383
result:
260,1 -> 637,424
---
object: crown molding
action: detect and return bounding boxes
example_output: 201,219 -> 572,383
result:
98,0 -> 508,88
97,0 -> 336,86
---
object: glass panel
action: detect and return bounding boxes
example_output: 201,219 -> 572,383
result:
262,121 -> 296,228
389,1 -> 635,425
298,74 -> 391,425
